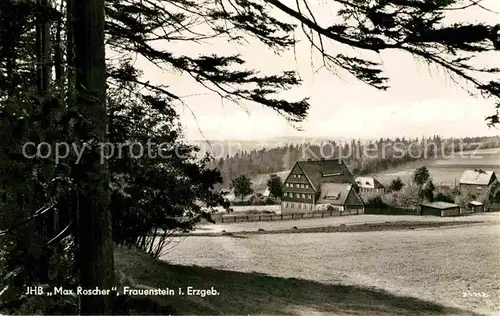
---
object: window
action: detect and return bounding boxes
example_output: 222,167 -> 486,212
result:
305,184 -> 308,188
293,174 -> 297,178
477,186 -> 482,190
284,192 -> 288,197
291,203 -> 294,208
297,174 -> 301,178
301,193 -> 305,198
308,194 -> 312,199
322,172 -> 342,177
326,192 -> 341,200
284,202 -> 288,207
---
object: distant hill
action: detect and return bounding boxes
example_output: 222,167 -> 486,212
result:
202,135 -> 500,190
190,136 -> 370,158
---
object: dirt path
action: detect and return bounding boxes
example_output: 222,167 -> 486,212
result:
190,220 -> 488,237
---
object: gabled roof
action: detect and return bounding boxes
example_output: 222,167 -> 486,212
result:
469,201 -> 484,206
355,176 -> 384,189
316,183 -> 352,205
459,169 -> 496,185
294,159 -> 356,192
421,201 -> 459,209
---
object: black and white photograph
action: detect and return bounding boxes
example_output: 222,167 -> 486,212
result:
0,0 -> 499,314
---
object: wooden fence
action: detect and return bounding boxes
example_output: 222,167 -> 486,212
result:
210,209 -> 361,224
207,205 -> 500,225
364,207 -> 420,216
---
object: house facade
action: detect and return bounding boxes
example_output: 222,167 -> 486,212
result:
459,169 -> 497,201
280,159 -> 364,214
355,177 -> 385,194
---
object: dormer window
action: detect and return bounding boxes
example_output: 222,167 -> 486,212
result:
325,192 -> 341,200
322,172 -> 342,177
326,195 -> 339,200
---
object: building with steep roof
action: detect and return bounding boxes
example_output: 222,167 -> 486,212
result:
459,169 -> 497,201
355,176 -> 385,194
281,159 -> 364,214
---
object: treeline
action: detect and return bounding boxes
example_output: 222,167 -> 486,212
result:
208,136 -> 500,187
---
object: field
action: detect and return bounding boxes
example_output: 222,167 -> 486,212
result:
162,216 -> 500,315
372,148 -> 500,186
117,245 -> 475,315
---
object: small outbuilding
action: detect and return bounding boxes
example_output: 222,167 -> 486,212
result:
469,201 -> 485,213
420,201 -> 460,217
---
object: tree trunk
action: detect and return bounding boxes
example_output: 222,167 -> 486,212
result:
35,0 -> 52,283
54,0 -> 64,90
66,0 -> 75,106
71,0 -> 114,313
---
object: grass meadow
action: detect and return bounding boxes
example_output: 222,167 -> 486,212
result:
159,221 -> 500,315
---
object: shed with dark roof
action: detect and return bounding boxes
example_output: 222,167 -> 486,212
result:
420,201 -> 460,217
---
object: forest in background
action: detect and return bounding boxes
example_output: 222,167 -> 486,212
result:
207,135 -> 500,188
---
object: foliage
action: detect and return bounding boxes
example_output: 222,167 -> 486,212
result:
106,83 -> 231,258
413,166 -> 430,186
420,179 -> 435,202
388,177 -> 404,192
267,174 -> 283,198
432,184 -> 458,203
434,193 -> 454,203
232,175 -> 254,201
382,182 -> 422,209
486,180 -> 500,204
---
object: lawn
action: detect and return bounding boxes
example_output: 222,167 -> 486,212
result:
115,246 -> 478,315
159,223 -> 500,315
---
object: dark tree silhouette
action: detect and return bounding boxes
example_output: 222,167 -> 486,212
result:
413,166 -> 431,186
267,174 -> 283,198
232,175 -> 254,201
389,177 -> 404,192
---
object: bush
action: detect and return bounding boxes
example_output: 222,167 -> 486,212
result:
381,183 -> 422,209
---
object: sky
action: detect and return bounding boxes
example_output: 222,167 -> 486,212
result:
133,0 -> 500,141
